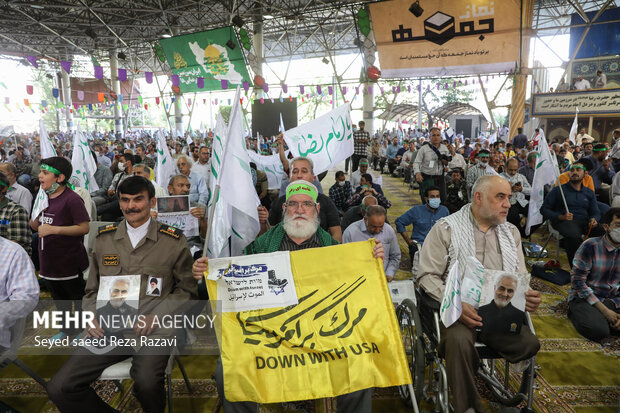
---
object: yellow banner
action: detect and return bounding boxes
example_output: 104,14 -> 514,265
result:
370,0 -> 524,77
207,240 -> 411,403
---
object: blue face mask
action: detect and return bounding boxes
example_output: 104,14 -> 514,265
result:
428,198 -> 441,209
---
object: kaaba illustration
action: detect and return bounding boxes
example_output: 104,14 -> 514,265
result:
424,12 -> 455,45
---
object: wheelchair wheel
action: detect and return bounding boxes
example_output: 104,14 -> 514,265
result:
396,298 -> 425,405
480,358 -> 529,407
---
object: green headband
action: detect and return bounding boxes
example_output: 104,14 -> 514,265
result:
570,164 -> 586,171
285,181 -> 318,202
592,147 -> 608,152
359,160 -> 369,166
41,163 -> 61,175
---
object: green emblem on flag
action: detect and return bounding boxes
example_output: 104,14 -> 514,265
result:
158,27 -> 251,93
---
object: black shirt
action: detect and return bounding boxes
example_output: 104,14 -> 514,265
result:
268,193 -> 341,231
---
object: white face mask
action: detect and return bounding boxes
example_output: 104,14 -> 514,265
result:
609,228 -> 620,244
337,181 -> 346,187
118,162 -> 125,172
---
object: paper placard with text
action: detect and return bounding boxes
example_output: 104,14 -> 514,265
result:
208,251 -> 298,312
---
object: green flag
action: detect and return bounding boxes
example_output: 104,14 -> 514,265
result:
158,27 -> 250,93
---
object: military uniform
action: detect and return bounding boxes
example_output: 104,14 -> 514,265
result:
48,218 -> 197,413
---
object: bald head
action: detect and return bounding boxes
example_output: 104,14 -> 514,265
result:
361,195 -> 378,216
471,175 -> 511,228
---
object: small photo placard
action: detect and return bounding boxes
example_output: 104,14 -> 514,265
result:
157,195 -> 190,215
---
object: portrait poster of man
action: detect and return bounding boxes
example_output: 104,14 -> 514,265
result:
477,270 -> 530,336
157,195 -> 190,215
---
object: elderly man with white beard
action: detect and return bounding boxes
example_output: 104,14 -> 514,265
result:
193,180 -> 385,413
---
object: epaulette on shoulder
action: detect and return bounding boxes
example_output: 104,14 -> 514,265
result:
97,223 -> 118,236
159,224 -> 182,239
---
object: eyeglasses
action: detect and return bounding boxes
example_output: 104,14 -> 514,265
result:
286,200 -> 316,209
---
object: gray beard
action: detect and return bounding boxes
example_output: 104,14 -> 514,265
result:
282,213 -> 320,240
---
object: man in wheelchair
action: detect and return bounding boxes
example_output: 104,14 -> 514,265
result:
417,175 -> 542,413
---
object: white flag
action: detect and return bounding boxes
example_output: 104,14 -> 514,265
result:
39,120 -> 57,159
247,150 -> 286,190
207,114 -> 232,258
70,127 -> 99,192
32,120 -> 57,220
283,103 -> 354,174
525,131 -> 559,236
208,87 -> 260,257
568,107 -> 579,145
155,129 -> 176,189
440,261 -> 462,328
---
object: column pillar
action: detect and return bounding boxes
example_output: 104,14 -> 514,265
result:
508,0 -> 535,142
251,19 -> 263,77
360,15 -> 377,134
109,50 -> 122,136
60,67 -> 74,131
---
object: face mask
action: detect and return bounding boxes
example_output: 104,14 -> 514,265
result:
118,162 -> 125,172
428,198 -> 441,209
479,160 -> 488,167
45,182 -> 60,195
337,181 -> 346,187
609,228 -> 620,244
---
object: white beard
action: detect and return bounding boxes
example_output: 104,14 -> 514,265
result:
495,298 -> 510,308
282,212 -> 320,240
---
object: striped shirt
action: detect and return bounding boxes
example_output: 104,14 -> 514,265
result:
570,235 -> 620,308
280,233 -> 321,251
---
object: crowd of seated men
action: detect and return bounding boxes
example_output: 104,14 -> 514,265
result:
1,124 -> 619,413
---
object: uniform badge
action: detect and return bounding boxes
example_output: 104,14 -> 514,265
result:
510,323 -> 517,333
103,254 -> 119,266
159,224 -> 181,239
98,223 -> 118,235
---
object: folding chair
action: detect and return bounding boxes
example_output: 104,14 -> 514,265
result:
97,347 -> 192,413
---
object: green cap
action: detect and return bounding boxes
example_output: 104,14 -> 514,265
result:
285,180 -> 318,202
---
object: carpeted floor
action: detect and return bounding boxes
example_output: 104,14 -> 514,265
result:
1,165 -> 618,412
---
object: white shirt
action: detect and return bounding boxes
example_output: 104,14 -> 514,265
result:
574,79 -> 591,90
595,73 -> 607,88
350,169 -> 382,190
126,218 -> 151,248
7,182 -> 32,216
447,153 -> 467,171
191,161 -> 211,187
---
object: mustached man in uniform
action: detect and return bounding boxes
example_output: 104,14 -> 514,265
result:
48,176 -> 197,413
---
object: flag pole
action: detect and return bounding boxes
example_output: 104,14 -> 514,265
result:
557,181 -> 570,214
202,86 -> 242,257
202,184 -> 220,257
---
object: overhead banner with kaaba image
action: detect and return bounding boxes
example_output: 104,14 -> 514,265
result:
369,0 -> 526,77
158,27 -> 251,93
